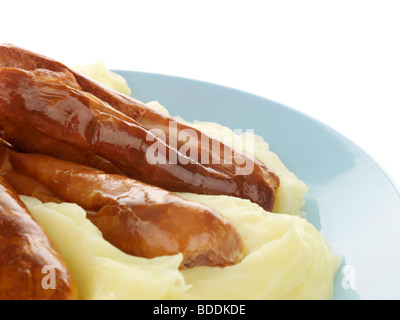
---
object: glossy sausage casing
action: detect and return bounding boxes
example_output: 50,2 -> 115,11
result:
0,144 -> 243,268
0,44 -> 279,211
0,176 -> 78,300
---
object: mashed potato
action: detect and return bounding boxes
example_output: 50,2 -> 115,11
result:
177,194 -> 341,299
74,61 -> 132,96
19,64 -> 341,300
22,194 -> 341,300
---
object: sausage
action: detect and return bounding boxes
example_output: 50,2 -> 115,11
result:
0,143 -> 243,268
0,142 -> 69,203
0,44 -> 279,211
0,43 -> 147,119
0,170 -> 62,204
0,114 -> 125,176
0,176 -> 78,300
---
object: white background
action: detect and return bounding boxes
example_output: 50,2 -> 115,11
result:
1,0 -> 399,187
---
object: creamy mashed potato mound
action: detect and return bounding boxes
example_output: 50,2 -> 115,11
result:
18,65 -> 341,300
74,61 -> 132,96
22,194 -> 341,300
178,194 -> 341,299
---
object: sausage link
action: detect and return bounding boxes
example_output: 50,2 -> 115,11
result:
0,176 -> 78,300
0,144 -> 243,268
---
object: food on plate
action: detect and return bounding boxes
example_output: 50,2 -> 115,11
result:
0,44 -> 341,300
0,177 -> 78,300
0,44 -> 279,212
21,193 -> 341,300
0,143 -> 243,268
21,196 -> 187,300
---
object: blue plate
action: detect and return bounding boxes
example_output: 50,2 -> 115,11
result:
115,70 -> 400,300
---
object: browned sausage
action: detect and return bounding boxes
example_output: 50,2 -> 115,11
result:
0,176 -> 78,300
0,143 -> 243,268
0,144 -> 63,203
0,170 -> 62,204
0,44 -> 279,212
